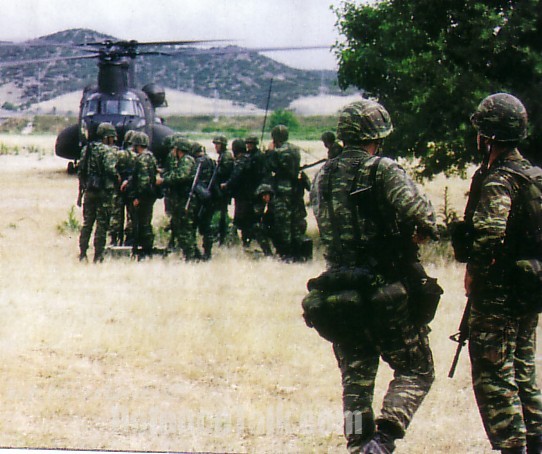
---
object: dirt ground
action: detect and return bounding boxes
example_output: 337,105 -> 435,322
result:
0,136 -> 534,453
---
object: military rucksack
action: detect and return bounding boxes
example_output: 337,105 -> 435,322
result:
79,142 -> 105,191
502,161 -> 542,313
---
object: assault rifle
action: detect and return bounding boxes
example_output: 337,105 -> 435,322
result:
448,299 -> 471,378
185,161 -> 203,212
300,158 -> 326,171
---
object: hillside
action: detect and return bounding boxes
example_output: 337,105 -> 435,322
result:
0,29 -> 350,111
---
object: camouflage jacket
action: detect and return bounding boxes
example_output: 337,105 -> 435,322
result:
115,147 -> 136,181
216,151 -> 234,185
467,149 -> 534,285
328,141 -> 344,159
129,150 -> 158,199
195,154 -> 216,188
78,141 -> 118,191
311,146 -> 437,270
223,153 -> 255,200
162,153 -> 196,198
266,142 -> 301,195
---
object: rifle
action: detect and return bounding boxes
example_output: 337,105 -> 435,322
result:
260,78 -> 273,145
448,299 -> 471,378
300,158 -> 326,171
77,143 -> 92,207
185,161 -> 203,212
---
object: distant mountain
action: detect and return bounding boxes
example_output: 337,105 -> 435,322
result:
0,28 -> 348,111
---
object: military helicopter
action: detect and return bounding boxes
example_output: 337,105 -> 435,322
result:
0,36 -> 330,173
54,38 -> 221,173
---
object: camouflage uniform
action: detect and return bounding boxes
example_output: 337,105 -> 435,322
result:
308,100 -> 437,453
110,143 -> 136,245
161,139 -> 198,261
128,135 -> 158,258
215,147 -> 234,245
78,135 -> 118,262
465,94 -> 542,452
192,145 -> 216,260
266,125 -> 306,260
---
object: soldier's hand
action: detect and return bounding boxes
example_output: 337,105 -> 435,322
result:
156,175 -> 164,186
133,198 -> 140,208
464,269 -> 473,297
267,141 -> 275,151
120,180 -> 128,192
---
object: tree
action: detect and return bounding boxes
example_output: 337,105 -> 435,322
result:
334,0 -> 542,177
268,109 -> 300,132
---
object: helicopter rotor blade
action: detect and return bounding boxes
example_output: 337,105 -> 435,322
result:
168,44 -> 331,57
0,53 -> 99,68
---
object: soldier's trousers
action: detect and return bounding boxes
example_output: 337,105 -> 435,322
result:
110,190 -> 133,244
169,197 -> 196,261
132,196 -> 155,256
469,309 -> 542,450
333,324 -> 434,450
79,190 -> 113,258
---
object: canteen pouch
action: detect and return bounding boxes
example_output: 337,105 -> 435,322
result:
302,289 -> 365,344
511,259 -> 542,313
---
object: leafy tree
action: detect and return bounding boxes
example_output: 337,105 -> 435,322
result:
334,0 -> 542,177
268,109 -> 300,132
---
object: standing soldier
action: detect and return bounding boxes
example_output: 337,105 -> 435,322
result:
212,135 -> 234,245
110,129 -> 136,246
156,137 -> 198,261
457,93 -> 542,454
191,142 -> 216,261
220,139 -> 255,247
321,131 -> 343,159
122,131 -> 158,259
77,122 -> 118,263
305,100 -> 440,453
266,124 -> 306,261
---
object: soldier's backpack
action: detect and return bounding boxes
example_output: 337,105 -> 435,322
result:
80,142 -> 105,191
502,162 -> 542,313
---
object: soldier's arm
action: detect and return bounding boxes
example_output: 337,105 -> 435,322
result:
467,171 -> 513,281
378,158 -> 437,238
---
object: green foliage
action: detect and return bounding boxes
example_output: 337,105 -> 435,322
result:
2,102 -> 17,111
334,1 -> 542,178
57,206 -> 81,235
268,109 -> 300,131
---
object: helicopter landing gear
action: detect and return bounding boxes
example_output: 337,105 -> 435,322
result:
67,161 -> 78,175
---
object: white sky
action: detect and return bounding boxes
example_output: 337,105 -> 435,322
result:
0,0 -> 341,70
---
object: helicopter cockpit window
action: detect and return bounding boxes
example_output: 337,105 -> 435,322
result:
83,99 -> 99,116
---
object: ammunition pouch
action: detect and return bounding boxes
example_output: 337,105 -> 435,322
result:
450,220 -> 474,263
194,184 -> 212,202
370,281 -> 410,331
510,259 -> 542,314
404,262 -> 443,326
302,289 -> 365,344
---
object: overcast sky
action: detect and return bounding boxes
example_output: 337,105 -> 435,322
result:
0,0 -> 341,70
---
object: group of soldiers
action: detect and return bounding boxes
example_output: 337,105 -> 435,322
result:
77,123 -> 314,262
305,95 -> 542,454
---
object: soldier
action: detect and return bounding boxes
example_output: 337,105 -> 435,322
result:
77,122 -> 118,263
192,142 -> 216,261
306,100 -> 439,453
266,124 -> 307,261
461,93 -> 542,454
221,139 -> 257,247
156,137 -> 198,261
121,131 -> 158,259
110,129 -> 136,246
321,131 -> 343,159
212,135 -> 234,245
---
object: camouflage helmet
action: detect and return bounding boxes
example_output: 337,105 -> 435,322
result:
271,125 -> 289,143
470,93 -> 528,142
174,136 -> 192,152
97,122 -> 117,139
231,138 -> 247,155
245,135 -> 259,145
131,131 -> 149,148
123,129 -> 135,145
337,99 -> 393,143
191,142 -> 204,156
212,135 -> 228,146
321,131 -> 336,143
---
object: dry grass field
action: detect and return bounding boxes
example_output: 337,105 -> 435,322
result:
0,134 -> 538,453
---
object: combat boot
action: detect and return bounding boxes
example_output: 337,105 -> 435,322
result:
501,447 -> 526,454
360,431 -> 395,454
79,251 -> 88,262
527,435 -> 542,454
